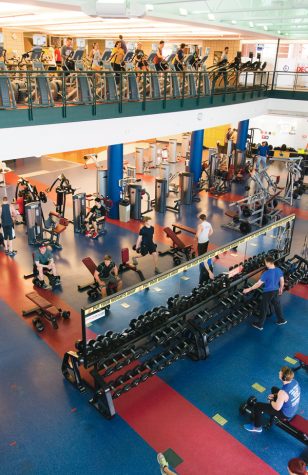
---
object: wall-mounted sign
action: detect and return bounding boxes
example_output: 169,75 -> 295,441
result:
296,65 -> 308,73
257,43 -> 264,51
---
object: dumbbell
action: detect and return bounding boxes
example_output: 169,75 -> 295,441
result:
75,339 -> 84,352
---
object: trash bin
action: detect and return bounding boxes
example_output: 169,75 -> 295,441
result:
119,200 -> 131,223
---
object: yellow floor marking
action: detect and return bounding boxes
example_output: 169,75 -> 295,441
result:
212,414 -> 228,426
252,383 -> 266,393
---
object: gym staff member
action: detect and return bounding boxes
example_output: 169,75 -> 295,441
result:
94,254 -> 122,298
244,366 -> 301,433
243,256 -> 286,330
195,214 -> 213,256
34,244 -> 59,288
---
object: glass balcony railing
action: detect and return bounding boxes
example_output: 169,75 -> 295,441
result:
0,69 -> 306,123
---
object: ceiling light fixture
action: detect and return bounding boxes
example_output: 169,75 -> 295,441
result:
179,8 -> 188,15
249,21 -> 254,27
145,3 -> 154,11
264,25 -> 268,30
208,13 -> 215,20
231,20 -> 237,24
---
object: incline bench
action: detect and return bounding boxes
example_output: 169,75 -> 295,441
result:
159,227 -> 195,265
172,223 -> 196,236
22,291 -> 70,332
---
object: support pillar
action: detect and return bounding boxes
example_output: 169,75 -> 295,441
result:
107,144 -> 123,219
189,130 -> 204,183
236,120 -> 249,151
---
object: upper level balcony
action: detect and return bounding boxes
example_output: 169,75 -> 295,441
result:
0,67 -> 307,129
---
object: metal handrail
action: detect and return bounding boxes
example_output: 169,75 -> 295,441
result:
0,69 -> 306,119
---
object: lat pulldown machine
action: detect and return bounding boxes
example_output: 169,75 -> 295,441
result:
46,173 -> 76,217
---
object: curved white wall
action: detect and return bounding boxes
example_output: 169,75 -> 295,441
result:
1,98 -> 307,160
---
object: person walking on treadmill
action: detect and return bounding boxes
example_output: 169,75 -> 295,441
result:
1,196 -> 17,257
219,46 -> 229,88
195,214 -> 213,256
61,37 -> 74,68
132,216 -> 160,274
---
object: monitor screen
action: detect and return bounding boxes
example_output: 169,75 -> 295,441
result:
76,38 -> 85,48
33,35 -> 47,46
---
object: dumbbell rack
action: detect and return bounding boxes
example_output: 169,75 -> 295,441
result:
61,247 -> 308,420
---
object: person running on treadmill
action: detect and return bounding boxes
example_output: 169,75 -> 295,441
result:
1,196 -> 17,257
132,216 -> 160,274
244,366 -> 301,433
34,243 -> 60,288
153,41 -> 166,71
61,37 -> 74,69
85,197 -> 106,239
94,254 -> 122,298
173,43 -> 186,71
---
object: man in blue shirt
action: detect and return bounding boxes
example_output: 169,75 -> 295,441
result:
243,256 -> 286,330
244,366 -> 301,433
256,141 -> 270,171
199,258 -> 214,285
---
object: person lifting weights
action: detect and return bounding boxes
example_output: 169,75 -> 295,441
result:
94,254 -> 122,298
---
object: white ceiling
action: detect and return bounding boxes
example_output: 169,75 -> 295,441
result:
0,0 -> 307,40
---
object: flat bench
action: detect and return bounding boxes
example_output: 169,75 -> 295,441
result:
160,227 -> 194,264
273,414 -> 308,445
171,223 -> 196,235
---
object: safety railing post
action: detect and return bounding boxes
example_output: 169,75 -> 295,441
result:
26,71 -> 33,121
196,71 -> 201,106
142,71 -> 146,111
163,71 -> 167,109
119,72 -> 123,114
181,71 -> 185,107
92,72 -> 97,116
62,71 -> 67,118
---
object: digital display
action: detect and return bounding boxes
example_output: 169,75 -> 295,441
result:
76,38 -> 85,48
33,35 -> 47,46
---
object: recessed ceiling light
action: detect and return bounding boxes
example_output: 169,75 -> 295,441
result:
277,30 -> 281,34
179,7 -> 188,15
145,3 -> 154,11
208,13 -> 215,20
264,25 -> 268,30
231,20 -> 237,24
249,21 -> 254,27
294,18 -> 301,23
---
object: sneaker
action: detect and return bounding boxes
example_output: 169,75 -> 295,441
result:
85,231 -> 91,237
4,249 -> 9,255
40,280 -> 48,289
155,267 -> 161,274
9,251 -> 16,257
132,256 -> 138,266
157,453 -> 168,474
276,319 -> 287,326
91,232 -> 98,239
252,322 -> 263,331
244,424 -> 262,433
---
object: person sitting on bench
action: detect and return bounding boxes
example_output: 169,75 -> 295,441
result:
94,254 -> 122,298
85,198 -> 106,239
132,216 -> 160,274
34,243 -> 60,289
244,366 -> 301,433
199,257 -> 214,285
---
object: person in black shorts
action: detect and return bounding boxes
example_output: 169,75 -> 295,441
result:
85,198 -> 106,239
1,196 -> 17,257
94,254 -> 122,298
132,216 -> 160,274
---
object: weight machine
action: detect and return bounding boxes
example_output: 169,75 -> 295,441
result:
46,173 -> 76,217
128,183 -> 152,220
15,177 -> 47,224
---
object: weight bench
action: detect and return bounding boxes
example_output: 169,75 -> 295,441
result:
41,211 -> 69,250
118,247 -> 145,282
22,291 -> 70,332
159,227 -> 195,265
294,353 -> 308,372
268,414 -> 308,446
171,223 -> 196,236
